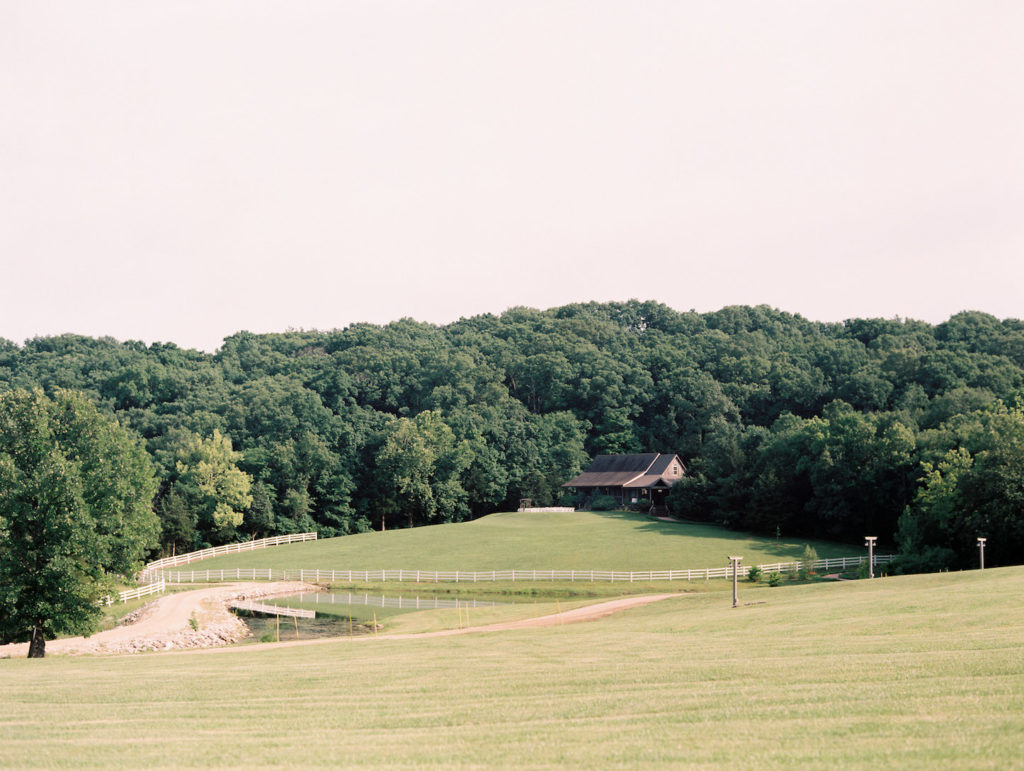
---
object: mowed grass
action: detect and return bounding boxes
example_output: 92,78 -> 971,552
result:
188,510 -> 858,573
2,568 -> 1023,768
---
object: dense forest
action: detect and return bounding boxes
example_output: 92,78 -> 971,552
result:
2,301 -> 1022,571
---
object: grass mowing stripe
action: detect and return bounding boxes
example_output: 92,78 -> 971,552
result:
2,568 -> 1023,767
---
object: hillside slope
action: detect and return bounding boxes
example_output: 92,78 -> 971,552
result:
187,510 -> 858,572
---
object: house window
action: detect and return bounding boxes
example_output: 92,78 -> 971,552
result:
673,464 -> 679,475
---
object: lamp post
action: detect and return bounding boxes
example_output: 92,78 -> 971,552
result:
728,556 -> 742,608
864,537 -> 877,578
978,537 -> 986,570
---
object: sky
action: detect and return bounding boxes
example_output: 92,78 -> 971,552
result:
2,1 -> 1022,353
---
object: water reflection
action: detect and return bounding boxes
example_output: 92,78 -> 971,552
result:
273,591 -> 508,614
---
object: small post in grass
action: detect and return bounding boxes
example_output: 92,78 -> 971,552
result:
864,537 -> 877,579
978,537 -> 986,570
728,556 -> 742,608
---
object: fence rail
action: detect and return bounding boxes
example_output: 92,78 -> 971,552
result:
100,579 -> 167,606
229,600 -> 315,618
153,555 -> 893,585
139,533 -> 318,579
300,591 -> 505,611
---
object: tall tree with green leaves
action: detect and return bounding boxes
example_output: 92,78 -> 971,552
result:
898,400 -> 1024,569
168,429 -> 253,545
375,410 -> 471,529
0,389 -> 158,657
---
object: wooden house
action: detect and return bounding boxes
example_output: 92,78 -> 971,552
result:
562,453 -> 685,512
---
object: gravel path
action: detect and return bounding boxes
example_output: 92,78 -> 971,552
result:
0,582 -> 318,657
0,589 -> 679,658
175,593 -> 682,656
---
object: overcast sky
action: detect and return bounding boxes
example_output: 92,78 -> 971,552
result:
2,1 -> 1022,352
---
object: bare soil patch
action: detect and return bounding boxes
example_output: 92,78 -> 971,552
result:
1,589 -> 679,658
176,593 -> 682,655
0,582 -> 318,657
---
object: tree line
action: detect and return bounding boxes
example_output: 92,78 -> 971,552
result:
2,301 -> 1023,571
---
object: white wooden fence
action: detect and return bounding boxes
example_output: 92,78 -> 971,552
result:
231,593 -> 505,616
138,532 -> 318,581
151,554 -> 892,585
100,579 -> 166,606
229,600 -> 315,618
297,591 -> 505,611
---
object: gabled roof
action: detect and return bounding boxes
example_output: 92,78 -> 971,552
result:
623,474 -> 673,489
562,453 -> 683,489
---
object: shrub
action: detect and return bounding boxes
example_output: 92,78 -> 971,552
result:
747,565 -> 762,582
588,494 -> 619,511
890,546 -> 956,575
767,572 -> 782,587
798,545 -> 819,579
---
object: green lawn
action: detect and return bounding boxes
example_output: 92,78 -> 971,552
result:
2,568 -> 1022,767
184,511 -> 860,573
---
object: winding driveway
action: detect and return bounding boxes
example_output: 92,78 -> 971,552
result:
0,587 -> 679,657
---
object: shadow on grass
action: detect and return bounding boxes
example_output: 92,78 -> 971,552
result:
578,509 -> 858,559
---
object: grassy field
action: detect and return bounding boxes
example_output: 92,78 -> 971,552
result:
2,567 -> 1022,768
186,511 -> 860,573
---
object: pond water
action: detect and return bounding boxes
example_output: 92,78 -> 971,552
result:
232,591 -> 510,641
271,591 -> 508,615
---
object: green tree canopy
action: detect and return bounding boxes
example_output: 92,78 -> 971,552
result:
167,429 -> 253,545
898,401 -> 1024,570
0,389 -> 158,657
375,410 -> 472,529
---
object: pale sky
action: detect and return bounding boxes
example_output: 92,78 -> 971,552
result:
2,1 -> 1022,352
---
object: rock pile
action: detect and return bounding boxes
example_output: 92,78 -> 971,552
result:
60,581 -> 320,656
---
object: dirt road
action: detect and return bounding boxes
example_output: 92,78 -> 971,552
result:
0,588 -> 679,658
177,592 -> 682,656
0,582 -> 317,657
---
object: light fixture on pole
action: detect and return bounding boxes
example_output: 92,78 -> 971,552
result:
728,556 -> 742,608
864,537 -> 877,578
978,537 -> 986,570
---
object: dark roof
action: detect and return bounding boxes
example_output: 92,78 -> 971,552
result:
562,453 -> 682,489
623,474 -> 673,489
647,454 -> 674,475
580,453 -> 659,474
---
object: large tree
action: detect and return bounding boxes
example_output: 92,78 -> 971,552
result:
0,389 -> 159,657
897,401 -> 1024,569
164,429 -> 253,545
375,410 -> 471,529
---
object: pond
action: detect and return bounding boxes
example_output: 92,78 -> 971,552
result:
231,591 -> 510,642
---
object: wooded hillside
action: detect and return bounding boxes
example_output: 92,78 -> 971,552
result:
2,302 -> 1022,569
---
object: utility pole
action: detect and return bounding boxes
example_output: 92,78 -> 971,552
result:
978,537 -> 986,570
864,537 -> 877,578
729,556 -> 742,608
